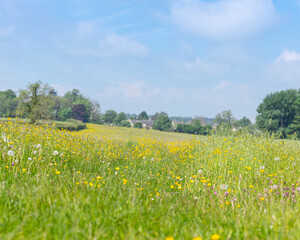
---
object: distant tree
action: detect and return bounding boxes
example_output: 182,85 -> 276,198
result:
103,110 -> 117,124
134,121 -> 143,128
138,111 -> 149,120
193,119 -> 203,134
214,110 -> 236,126
114,112 -> 127,125
153,114 -> 172,131
17,81 -> 55,124
0,89 -> 18,117
71,104 -> 89,122
175,123 -> 194,134
151,111 -> 168,120
90,100 -> 101,122
119,120 -> 131,127
199,125 -> 212,135
238,117 -> 252,128
256,89 -> 300,136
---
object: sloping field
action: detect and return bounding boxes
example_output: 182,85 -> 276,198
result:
82,123 -> 196,142
1,120 -> 299,239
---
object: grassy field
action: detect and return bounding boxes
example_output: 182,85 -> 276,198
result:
0,119 -> 299,240
82,123 -> 195,142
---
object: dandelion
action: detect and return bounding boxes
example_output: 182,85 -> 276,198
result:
211,234 -> 220,240
166,237 -> 174,240
197,170 -> 203,174
36,144 -> 41,148
55,171 -> 61,175
33,151 -> 37,154
275,157 -> 280,161
193,237 -> 202,240
52,150 -> 59,156
7,150 -> 14,156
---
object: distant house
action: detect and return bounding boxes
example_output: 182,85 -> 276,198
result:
171,120 -> 184,127
127,119 -> 154,129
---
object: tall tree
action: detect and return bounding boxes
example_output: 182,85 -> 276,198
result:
103,110 -> 117,124
153,114 -> 172,131
0,89 -> 18,117
17,81 -> 55,124
138,111 -> 149,120
256,89 -> 300,136
214,110 -> 235,126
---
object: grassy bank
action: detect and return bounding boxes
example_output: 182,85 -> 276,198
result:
0,119 -> 299,239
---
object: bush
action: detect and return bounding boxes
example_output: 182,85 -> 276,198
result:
134,122 -> 143,128
119,120 -> 131,128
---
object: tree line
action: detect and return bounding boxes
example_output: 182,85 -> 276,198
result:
0,81 -> 299,138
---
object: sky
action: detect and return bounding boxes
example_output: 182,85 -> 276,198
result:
0,0 -> 300,121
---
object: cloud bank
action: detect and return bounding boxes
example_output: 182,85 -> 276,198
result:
169,0 -> 277,40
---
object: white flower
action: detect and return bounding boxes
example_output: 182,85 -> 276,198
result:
260,165 -> 265,170
52,150 -> 59,156
33,151 -> 37,154
7,150 -> 14,156
275,157 -> 280,161
2,134 -> 9,143
197,170 -> 203,174
36,144 -> 41,148
220,184 -> 228,190
28,158 -> 32,161
15,159 -> 19,163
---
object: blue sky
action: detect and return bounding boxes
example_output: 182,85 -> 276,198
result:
1,0 -> 300,121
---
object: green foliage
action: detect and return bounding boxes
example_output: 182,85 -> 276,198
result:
0,89 -> 18,117
71,104 -> 89,122
55,119 -> 86,131
214,110 -> 236,126
238,117 -> 252,128
17,81 -> 55,124
114,112 -> 127,125
119,120 -> 131,127
256,89 -> 300,137
175,120 -> 212,135
153,114 -> 172,131
133,121 -> 143,128
138,111 -> 149,120
103,110 -> 117,124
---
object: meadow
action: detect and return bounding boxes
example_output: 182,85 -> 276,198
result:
0,120 -> 299,240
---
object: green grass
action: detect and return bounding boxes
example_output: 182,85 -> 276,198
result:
83,123 -> 195,142
0,119 -> 299,240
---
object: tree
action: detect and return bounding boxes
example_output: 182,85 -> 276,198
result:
90,100 -> 101,122
138,111 -> 149,120
119,120 -> 131,127
134,121 -> 143,128
153,114 -> 172,131
193,119 -> 203,134
214,110 -> 235,126
103,110 -> 117,124
71,104 -> 89,122
17,81 -> 55,124
0,90 -> 18,117
114,112 -> 127,125
256,89 -> 300,136
238,117 -> 252,128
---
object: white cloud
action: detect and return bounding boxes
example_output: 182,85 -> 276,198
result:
275,49 -> 300,62
169,0 -> 276,40
100,81 -> 160,99
57,22 -> 148,58
265,50 -> 300,83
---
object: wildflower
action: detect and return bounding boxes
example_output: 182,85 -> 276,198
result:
275,157 -> 280,161
36,144 -> 41,148
260,165 -> 265,170
7,150 -> 14,156
211,234 -> 220,240
55,171 -> 61,175
236,204 -> 241,208
166,237 -> 174,240
52,150 -> 59,156
33,151 -> 37,154
22,169 -> 26,172
193,237 -> 202,240
28,158 -> 33,161
197,170 -> 203,174
220,184 -> 228,190
115,167 -> 120,171
260,197 -> 265,201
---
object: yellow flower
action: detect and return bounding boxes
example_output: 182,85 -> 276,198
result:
166,237 -> 174,240
250,185 -> 253,188
211,234 -> 220,240
22,169 -> 26,172
115,167 -> 120,171
193,237 -> 202,240
236,205 -> 241,208
260,197 -> 265,201
55,171 -> 61,175
260,169 -> 265,173
171,185 -> 174,189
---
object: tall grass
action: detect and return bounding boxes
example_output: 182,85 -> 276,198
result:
0,120 -> 299,239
